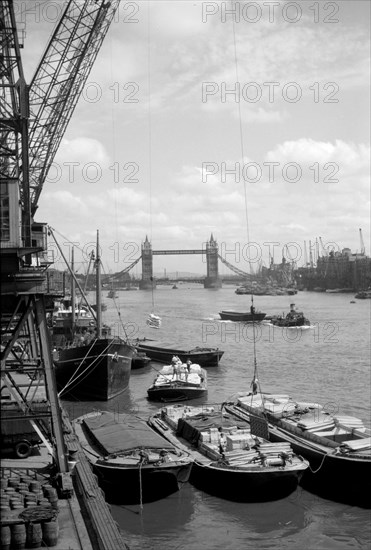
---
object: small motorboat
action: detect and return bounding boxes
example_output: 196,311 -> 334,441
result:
131,349 -> 151,369
147,359 -> 207,402
74,411 -> 193,504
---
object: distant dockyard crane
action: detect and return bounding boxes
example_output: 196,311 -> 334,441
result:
319,237 -> 328,257
0,0 -> 120,490
359,228 -> 365,255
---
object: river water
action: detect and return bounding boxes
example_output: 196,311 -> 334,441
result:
62,286 -> 371,550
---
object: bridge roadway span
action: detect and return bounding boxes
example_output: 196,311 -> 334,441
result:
152,250 -> 206,255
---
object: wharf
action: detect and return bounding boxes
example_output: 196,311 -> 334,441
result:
1,424 -> 129,550
1,375 -> 129,550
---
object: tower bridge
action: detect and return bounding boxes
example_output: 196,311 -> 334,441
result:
112,234 -> 252,289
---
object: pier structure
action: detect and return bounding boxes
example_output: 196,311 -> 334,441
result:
139,234 -> 222,289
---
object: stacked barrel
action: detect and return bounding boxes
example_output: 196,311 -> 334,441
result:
0,475 -> 59,549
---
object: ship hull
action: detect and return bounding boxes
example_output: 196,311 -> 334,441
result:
54,339 -> 134,400
268,425 -> 371,507
147,385 -> 207,402
136,343 -> 223,367
219,311 -> 266,322
189,461 -> 304,502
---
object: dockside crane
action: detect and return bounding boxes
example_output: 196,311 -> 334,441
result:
27,0 -> 121,217
1,0 -> 120,492
359,228 -> 365,255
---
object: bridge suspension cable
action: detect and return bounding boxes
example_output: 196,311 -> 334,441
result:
110,256 -> 142,279
217,253 -> 252,279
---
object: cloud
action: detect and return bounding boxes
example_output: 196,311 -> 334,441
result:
54,137 -> 110,165
265,139 -> 370,182
23,1 -> 370,271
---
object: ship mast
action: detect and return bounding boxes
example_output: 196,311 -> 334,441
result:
71,246 -> 76,330
95,231 -> 102,338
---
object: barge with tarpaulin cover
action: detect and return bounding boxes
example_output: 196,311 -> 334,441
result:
74,411 -> 193,504
135,341 -> 224,367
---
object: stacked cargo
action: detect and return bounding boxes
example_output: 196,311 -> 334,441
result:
0,474 -> 59,549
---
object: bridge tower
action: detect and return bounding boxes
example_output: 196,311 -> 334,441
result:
140,235 -> 155,290
205,233 -> 222,288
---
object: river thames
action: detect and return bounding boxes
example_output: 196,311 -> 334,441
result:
62,286 -> 371,550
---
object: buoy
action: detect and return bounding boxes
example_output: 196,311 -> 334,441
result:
42,519 -> 59,547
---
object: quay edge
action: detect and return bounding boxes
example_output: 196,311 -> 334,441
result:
1,407 -> 130,550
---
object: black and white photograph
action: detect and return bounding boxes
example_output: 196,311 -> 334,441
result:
1,1 -> 370,549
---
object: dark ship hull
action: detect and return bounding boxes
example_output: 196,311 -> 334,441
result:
54,339 -> 134,400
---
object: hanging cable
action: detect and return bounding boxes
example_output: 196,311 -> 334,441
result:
138,458 -> 144,513
231,1 -> 253,276
230,1 -> 263,398
145,2 -> 161,329
100,262 -> 130,340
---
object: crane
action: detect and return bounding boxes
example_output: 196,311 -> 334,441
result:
0,0 -> 30,247
27,0 -> 121,218
0,0 -> 121,490
319,237 -> 328,257
359,228 -> 365,255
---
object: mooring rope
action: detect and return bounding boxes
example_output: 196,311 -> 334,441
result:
58,340 -> 111,397
138,460 -> 144,513
306,452 -> 327,474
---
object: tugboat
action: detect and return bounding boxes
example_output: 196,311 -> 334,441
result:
270,304 -> 310,327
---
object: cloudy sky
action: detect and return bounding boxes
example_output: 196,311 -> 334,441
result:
17,0 -> 370,276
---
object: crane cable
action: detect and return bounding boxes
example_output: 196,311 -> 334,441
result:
146,2 -> 161,330
231,1 -> 261,397
231,3 -> 253,277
